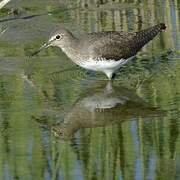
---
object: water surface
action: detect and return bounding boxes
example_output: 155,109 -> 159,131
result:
0,0 -> 180,179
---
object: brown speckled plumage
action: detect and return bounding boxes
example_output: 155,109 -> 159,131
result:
33,23 -> 166,79
42,23 -> 166,62
83,23 -> 166,60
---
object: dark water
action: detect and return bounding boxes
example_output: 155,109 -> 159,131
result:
0,0 -> 180,179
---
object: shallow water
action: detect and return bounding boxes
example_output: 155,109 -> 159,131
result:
0,0 -> 180,179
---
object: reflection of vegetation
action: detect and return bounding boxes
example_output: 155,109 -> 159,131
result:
0,0 -> 180,179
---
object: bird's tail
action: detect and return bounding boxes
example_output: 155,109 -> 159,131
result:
134,23 -> 166,48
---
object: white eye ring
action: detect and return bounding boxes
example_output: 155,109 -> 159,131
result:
55,35 -> 61,39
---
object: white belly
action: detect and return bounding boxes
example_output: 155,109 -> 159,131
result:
79,57 -> 134,79
81,59 -> 126,71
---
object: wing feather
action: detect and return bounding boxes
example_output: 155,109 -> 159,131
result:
87,24 -> 165,61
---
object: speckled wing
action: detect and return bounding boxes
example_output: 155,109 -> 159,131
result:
89,23 -> 166,61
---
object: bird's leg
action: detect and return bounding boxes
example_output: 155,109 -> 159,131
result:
105,71 -> 114,80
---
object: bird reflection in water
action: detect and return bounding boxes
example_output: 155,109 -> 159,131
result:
34,81 -> 164,140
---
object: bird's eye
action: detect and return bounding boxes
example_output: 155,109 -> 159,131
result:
56,35 -> 61,39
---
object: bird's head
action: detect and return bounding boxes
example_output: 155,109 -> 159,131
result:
31,28 -> 74,56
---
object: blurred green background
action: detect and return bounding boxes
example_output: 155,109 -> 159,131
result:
0,0 -> 180,179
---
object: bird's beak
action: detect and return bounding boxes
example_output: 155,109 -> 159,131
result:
30,40 -> 53,57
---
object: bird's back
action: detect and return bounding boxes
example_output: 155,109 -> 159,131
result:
80,23 -> 166,60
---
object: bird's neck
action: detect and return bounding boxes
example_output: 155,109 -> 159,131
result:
59,38 -> 81,62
